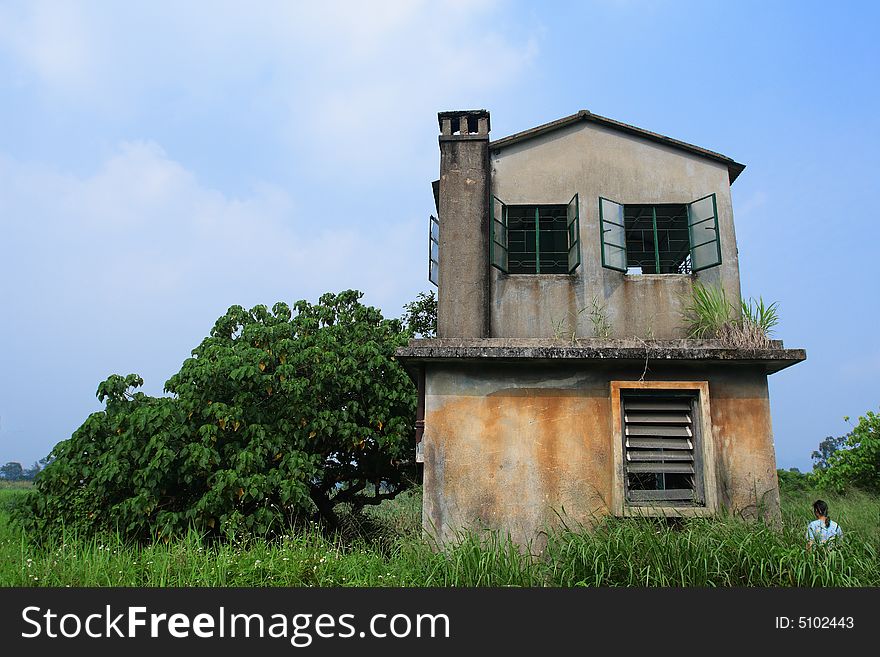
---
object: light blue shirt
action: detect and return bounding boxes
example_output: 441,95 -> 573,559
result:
806,519 -> 842,544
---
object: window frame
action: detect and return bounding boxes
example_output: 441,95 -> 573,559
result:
428,214 -> 439,286
491,195 -> 581,275
600,194 -> 722,275
687,193 -> 722,272
490,196 -> 508,272
610,381 -> 719,517
599,196 -> 627,273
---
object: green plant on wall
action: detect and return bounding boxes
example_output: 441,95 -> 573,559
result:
680,282 -> 779,348
551,295 -> 612,343
680,282 -> 733,339
741,296 -> 779,337
588,295 -> 611,338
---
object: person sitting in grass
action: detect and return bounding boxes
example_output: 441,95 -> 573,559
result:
806,499 -> 842,550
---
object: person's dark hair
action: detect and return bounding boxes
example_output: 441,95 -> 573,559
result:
813,499 -> 830,528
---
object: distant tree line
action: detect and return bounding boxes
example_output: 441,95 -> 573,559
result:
0,458 -> 51,482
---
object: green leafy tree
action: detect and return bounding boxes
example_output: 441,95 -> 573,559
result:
21,463 -> 40,481
21,291 -> 418,540
1,462 -> 24,481
402,290 -> 436,338
23,374 -> 189,538
816,410 -> 880,493
776,468 -> 813,493
811,434 -> 848,471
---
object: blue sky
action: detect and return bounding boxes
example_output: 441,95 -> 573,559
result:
0,0 -> 877,471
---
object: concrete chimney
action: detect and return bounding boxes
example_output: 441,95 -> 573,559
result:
436,109 -> 491,338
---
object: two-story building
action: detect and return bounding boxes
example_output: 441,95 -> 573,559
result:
397,109 -> 805,547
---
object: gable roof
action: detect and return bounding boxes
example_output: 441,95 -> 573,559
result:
490,110 -> 746,184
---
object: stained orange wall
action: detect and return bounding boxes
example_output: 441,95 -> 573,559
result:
422,362 -> 779,546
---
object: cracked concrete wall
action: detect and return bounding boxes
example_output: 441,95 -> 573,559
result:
489,121 -> 742,340
422,361 -> 779,546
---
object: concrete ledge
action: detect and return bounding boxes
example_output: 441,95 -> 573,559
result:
396,338 -> 806,374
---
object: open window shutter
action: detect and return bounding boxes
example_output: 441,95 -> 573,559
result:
428,214 -> 440,286
490,196 -> 508,273
623,396 -> 703,504
566,193 -> 581,273
599,197 -> 627,272
687,193 -> 721,271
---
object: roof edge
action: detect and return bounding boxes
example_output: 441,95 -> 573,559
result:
396,339 -> 805,375
490,110 -> 746,184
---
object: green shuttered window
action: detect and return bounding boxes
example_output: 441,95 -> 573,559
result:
491,196 -> 508,272
600,194 -> 722,274
428,214 -> 439,286
491,195 -> 581,275
687,194 -> 722,272
599,197 -> 627,272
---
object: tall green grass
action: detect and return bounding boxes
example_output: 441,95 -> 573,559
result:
0,480 -> 34,490
2,488 -> 877,587
680,282 -> 733,339
741,296 -> 780,337
679,283 -> 781,348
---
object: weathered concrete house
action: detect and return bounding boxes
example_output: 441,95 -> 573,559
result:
397,109 -> 805,546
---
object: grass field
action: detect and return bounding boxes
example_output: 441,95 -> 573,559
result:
1,486 -> 877,587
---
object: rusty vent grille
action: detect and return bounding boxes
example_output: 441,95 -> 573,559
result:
623,394 -> 704,505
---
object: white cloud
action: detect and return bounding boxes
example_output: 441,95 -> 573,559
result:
276,3 -> 538,172
0,141 -> 426,468
0,1 -> 98,94
0,141 -> 422,312
0,1 -> 539,173
0,0 -> 536,467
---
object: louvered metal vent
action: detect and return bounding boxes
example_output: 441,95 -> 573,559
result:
623,394 -> 704,505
